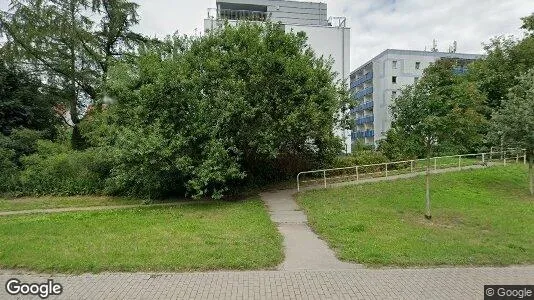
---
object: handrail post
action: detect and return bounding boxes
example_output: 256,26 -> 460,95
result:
516,152 -> 519,163
459,156 -> 461,168
297,174 -> 300,192
323,171 -> 327,188
434,157 -> 437,170
482,153 -> 485,165
356,166 -> 359,181
411,160 -> 414,173
385,164 -> 388,178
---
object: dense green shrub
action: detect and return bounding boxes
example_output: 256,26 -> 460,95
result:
332,151 -> 389,168
17,141 -> 111,196
81,22 -> 350,199
0,148 -> 19,193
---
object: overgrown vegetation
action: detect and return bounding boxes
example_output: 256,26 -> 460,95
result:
0,21 -> 350,199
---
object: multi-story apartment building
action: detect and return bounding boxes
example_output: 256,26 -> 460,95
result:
350,49 -> 482,146
204,0 -> 352,153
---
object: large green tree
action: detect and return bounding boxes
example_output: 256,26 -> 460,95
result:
491,69 -> 534,196
386,59 -> 487,218
0,58 -> 59,137
83,23 -> 351,199
0,0 -> 143,148
468,13 -> 534,111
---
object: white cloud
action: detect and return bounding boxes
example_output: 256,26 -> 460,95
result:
1,0 -> 532,69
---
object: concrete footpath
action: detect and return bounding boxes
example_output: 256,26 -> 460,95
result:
260,189 -> 360,271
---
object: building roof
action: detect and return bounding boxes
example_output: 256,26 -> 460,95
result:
351,49 -> 484,76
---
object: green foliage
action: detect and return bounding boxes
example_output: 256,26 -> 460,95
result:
468,19 -> 534,110
332,151 -> 388,168
0,148 -> 19,193
82,23 -> 349,199
491,68 -> 534,195
0,59 -> 59,137
490,69 -> 534,151
383,59 -> 488,159
17,141 -> 111,196
0,0 -> 146,146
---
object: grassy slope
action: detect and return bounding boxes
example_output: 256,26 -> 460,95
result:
0,199 -> 283,273
0,196 -> 144,212
298,165 -> 534,267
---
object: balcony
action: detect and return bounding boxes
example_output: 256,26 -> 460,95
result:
207,8 -> 269,21
352,101 -> 374,113
353,87 -> 373,100
350,72 -> 373,89
352,130 -> 374,139
356,115 -> 374,125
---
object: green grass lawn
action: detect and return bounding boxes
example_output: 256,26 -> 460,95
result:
0,195 -> 144,212
298,165 -> 534,267
0,198 -> 283,273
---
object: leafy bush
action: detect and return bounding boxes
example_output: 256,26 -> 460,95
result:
0,148 -> 19,193
82,22 -> 349,199
17,141 -> 111,196
332,150 -> 389,168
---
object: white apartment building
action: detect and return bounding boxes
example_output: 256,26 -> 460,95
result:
350,49 -> 483,146
204,0 -> 352,153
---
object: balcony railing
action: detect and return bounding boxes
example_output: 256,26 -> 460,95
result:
207,8 -> 269,22
350,72 -> 373,89
356,115 -> 374,125
352,130 -> 374,139
354,87 -> 373,100
352,101 -> 374,113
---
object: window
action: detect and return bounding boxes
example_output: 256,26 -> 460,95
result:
392,60 -> 398,69
414,77 -> 419,83
415,62 -> 421,70
392,76 -> 397,84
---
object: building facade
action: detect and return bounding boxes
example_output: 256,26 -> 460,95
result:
350,49 -> 482,146
204,0 -> 352,153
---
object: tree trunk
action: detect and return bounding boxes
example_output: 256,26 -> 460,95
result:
425,148 -> 432,220
529,150 -> 533,197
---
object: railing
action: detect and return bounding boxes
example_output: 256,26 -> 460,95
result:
350,72 -> 373,89
356,115 -> 374,125
354,87 -> 373,99
353,130 -> 374,139
207,8 -> 269,21
353,101 -> 374,113
296,149 -> 527,192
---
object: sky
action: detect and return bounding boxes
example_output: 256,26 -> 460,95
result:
1,0 -> 532,69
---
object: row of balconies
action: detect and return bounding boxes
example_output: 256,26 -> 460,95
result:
352,101 -> 374,113
356,115 -> 374,125
350,72 -> 373,89
352,130 -> 375,139
353,87 -> 373,100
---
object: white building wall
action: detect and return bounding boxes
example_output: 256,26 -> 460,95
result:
373,54 -> 439,142
351,49 -> 482,147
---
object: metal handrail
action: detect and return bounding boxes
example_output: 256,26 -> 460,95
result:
296,149 -> 527,192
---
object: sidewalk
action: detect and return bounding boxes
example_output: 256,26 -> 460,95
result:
1,266 -> 532,299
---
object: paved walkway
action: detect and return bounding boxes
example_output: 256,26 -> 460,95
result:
261,189 -> 360,271
1,267 -> 533,299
